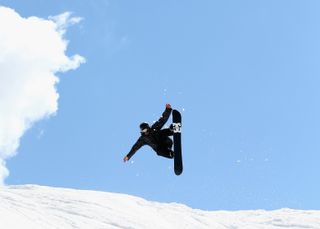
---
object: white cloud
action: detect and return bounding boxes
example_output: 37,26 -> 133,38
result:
49,12 -> 83,35
0,159 -> 9,185
0,6 -> 85,184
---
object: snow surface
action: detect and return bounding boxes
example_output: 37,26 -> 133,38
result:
1,185 -> 320,229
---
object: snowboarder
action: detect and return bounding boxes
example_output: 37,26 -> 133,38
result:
123,104 -> 174,162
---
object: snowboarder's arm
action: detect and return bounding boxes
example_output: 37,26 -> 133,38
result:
151,104 -> 172,130
124,138 -> 145,162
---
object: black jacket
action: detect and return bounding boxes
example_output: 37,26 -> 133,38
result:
126,107 -> 172,160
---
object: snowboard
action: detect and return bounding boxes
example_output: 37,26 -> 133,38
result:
172,109 -> 183,175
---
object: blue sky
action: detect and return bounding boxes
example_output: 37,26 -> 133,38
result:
2,0 -> 320,210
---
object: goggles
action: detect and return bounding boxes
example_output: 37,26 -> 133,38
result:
140,128 -> 149,134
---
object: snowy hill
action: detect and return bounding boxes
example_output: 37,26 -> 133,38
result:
1,185 -> 320,229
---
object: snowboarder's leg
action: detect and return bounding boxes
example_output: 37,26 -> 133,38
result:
158,128 -> 173,149
163,136 -> 173,149
159,128 -> 173,146
156,148 -> 174,159
155,128 -> 174,159
159,128 -> 173,137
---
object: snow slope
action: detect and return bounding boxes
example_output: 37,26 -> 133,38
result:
1,185 -> 319,229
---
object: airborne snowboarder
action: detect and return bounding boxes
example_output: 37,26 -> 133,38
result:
123,104 -> 174,162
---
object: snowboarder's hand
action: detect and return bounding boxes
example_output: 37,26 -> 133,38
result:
123,156 -> 129,162
166,104 -> 171,109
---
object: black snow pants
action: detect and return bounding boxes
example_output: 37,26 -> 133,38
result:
156,128 -> 174,159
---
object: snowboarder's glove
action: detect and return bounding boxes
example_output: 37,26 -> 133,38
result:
123,156 -> 129,162
166,104 -> 172,109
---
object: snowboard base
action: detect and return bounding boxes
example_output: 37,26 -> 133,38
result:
172,109 -> 183,175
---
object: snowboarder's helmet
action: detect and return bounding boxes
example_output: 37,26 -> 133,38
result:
139,122 -> 150,133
